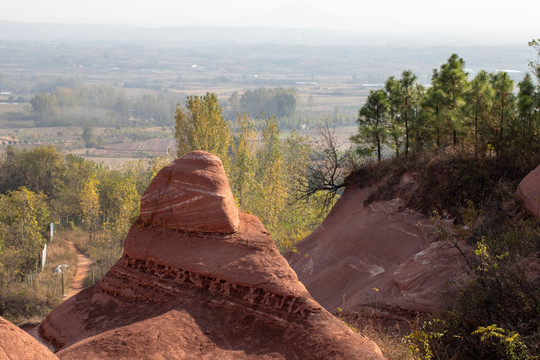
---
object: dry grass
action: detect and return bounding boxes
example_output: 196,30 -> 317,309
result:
66,227 -> 93,258
69,227 -> 122,287
357,320 -> 413,360
1,234 -> 78,326
333,309 -> 414,360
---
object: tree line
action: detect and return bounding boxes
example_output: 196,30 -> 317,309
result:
352,46 -> 540,359
29,84 -> 178,126
0,146 -> 157,312
227,87 -> 297,119
175,92 -> 331,249
352,53 -> 539,161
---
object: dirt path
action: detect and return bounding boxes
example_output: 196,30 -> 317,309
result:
64,241 -> 93,299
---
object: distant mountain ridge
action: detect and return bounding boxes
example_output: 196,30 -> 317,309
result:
0,20 -> 529,47
0,20 -> 384,46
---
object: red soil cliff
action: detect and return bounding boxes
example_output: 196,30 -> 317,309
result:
285,181 -> 466,318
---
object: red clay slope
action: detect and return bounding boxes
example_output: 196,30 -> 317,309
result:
0,316 -> 58,360
285,181 -> 466,317
517,163 -> 540,218
33,151 -> 383,359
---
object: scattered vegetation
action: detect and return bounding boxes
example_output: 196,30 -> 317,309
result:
0,39 -> 538,360
352,53 -> 539,162
0,146 -> 153,323
0,231 -> 77,325
342,45 -> 540,359
174,93 -> 334,250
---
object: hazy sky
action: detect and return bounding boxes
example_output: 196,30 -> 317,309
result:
2,0 -> 538,42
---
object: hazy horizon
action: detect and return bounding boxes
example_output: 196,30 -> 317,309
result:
1,0 -> 538,46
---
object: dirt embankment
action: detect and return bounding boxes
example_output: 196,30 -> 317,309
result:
285,181 -> 467,320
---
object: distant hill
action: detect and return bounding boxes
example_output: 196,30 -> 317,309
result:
0,21 -> 386,46
0,20 -> 533,48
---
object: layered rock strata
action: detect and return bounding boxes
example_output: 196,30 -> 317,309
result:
140,151 -> 240,233
286,183 -> 467,317
33,151 -> 384,359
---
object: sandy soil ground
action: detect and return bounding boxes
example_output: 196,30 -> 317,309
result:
64,241 -> 92,299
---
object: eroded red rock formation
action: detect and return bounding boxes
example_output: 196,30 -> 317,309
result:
517,163 -> 540,218
285,183 -> 467,320
0,316 -> 58,359
140,151 -> 240,233
33,151 -> 384,359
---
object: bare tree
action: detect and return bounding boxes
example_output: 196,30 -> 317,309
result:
296,120 -> 357,211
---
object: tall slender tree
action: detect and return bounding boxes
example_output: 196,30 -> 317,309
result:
384,76 -> 403,157
174,92 -> 232,171
431,54 -> 468,146
465,70 -> 494,156
352,90 -> 389,162
254,117 -> 287,233
231,113 -> 257,208
517,73 -> 538,153
399,70 -> 418,158
490,72 -> 516,156
80,175 -> 100,242
422,85 -> 445,148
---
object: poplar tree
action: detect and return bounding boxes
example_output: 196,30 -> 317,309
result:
80,175 -> 100,242
174,92 -> 232,171
110,175 -> 139,244
231,113 -> 257,208
0,188 -> 50,282
255,117 -> 287,233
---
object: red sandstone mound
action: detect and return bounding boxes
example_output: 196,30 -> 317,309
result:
32,151 -> 383,359
285,181 -> 466,318
517,163 -> 540,218
0,316 -> 58,359
140,151 -> 240,233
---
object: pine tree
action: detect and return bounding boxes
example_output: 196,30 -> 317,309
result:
384,76 -> 403,157
352,90 -> 389,161
399,70 -> 419,158
422,85 -> 446,148
517,73 -> 537,154
464,70 -> 494,156
490,72 -> 516,156
430,54 -> 468,146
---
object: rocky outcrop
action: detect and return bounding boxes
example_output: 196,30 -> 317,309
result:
33,151 -> 384,360
140,151 -> 239,233
0,316 -> 58,360
517,163 -> 540,218
285,184 -> 466,317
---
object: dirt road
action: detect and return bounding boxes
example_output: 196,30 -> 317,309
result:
64,241 -> 92,299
